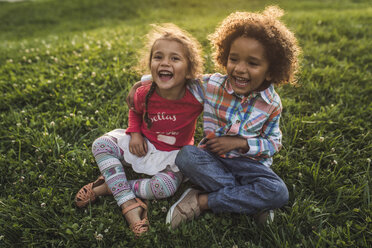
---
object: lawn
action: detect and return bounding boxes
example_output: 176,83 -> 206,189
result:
0,0 -> 371,247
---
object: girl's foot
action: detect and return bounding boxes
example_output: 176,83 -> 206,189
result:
121,198 -> 149,236
75,175 -> 111,208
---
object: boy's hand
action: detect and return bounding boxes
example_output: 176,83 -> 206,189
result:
126,81 -> 142,110
205,136 -> 249,155
129,132 -> 148,157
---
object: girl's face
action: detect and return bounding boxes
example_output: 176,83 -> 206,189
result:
150,39 -> 190,100
226,36 -> 271,96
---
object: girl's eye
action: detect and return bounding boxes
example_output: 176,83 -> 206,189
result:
249,62 -> 258,66
171,56 -> 180,61
229,57 -> 238,62
153,55 -> 162,60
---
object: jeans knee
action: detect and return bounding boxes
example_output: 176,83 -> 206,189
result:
272,180 -> 289,208
175,145 -> 198,171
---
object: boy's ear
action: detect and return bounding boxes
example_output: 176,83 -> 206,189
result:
265,73 -> 272,82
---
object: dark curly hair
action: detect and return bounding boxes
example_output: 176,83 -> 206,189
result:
209,6 -> 301,85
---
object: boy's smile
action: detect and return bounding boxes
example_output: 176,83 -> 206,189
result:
226,36 -> 271,96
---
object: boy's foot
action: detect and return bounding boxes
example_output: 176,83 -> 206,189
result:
166,188 -> 201,229
253,210 -> 274,225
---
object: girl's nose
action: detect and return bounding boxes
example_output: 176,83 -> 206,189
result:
160,58 -> 170,66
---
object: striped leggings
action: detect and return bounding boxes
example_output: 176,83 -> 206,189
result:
92,135 -> 182,206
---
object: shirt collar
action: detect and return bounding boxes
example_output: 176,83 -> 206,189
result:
225,78 -> 275,104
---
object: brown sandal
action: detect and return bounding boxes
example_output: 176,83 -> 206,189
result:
122,198 -> 149,236
75,175 -> 106,208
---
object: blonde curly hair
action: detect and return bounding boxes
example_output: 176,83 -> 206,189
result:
209,6 -> 301,85
135,23 -> 204,129
136,23 -> 204,79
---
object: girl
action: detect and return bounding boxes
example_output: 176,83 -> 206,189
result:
75,23 -> 204,236
164,6 -> 301,229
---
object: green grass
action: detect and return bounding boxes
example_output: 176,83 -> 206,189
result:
0,0 -> 371,247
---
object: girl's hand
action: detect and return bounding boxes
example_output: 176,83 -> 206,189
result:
205,136 -> 249,156
129,132 -> 148,157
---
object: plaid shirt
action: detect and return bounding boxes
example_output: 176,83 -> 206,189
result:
196,73 -> 282,167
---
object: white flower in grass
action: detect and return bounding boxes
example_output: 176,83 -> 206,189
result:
95,110 -> 99,114
84,59 -> 89,63
47,80 -> 52,84
91,72 -> 96,78
54,57 -> 58,63
25,49 -> 30,53
0,235 -> 4,240
331,160 -> 338,165
70,113 -> 75,117
39,174 -> 44,179
76,66 -> 80,71
41,202 -> 46,208
43,131 -> 49,136
28,59 -> 32,64
50,121 -> 55,126
7,59 -> 13,63
104,228 -> 109,233
161,206 -> 167,213
22,56 -> 27,61
331,147 -> 335,152
16,123 -> 21,127
20,176 -> 25,182
319,137 -> 324,142
94,232 -> 103,241
367,158 -> 371,163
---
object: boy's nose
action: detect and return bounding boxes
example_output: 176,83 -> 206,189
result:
235,62 -> 248,74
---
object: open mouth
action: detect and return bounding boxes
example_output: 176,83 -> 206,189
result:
233,76 -> 249,88
158,70 -> 173,82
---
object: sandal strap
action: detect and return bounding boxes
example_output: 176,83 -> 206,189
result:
130,218 -> 149,236
122,198 -> 147,215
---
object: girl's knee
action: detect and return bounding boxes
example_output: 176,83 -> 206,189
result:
92,135 -> 117,155
150,173 -> 180,199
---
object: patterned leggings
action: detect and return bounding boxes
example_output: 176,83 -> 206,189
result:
92,135 -> 182,206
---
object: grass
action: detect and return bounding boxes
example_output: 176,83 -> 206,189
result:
0,0 -> 371,247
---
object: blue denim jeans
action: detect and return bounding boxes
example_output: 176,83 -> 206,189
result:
176,145 -> 289,214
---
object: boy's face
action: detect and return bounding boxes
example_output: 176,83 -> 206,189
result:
150,39 -> 190,99
226,36 -> 271,96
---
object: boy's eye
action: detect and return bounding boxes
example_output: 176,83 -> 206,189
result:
249,62 -> 258,66
153,55 -> 162,60
171,56 -> 180,61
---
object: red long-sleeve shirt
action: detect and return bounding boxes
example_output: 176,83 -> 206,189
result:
126,84 -> 203,151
